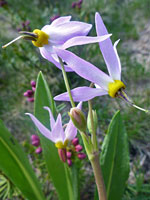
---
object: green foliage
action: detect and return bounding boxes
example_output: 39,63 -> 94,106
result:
100,111 -> 130,200
0,120 -> 45,200
34,71 -> 72,200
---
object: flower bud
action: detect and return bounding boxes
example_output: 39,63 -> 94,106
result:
75,144 -> 83,152
30,80 -> 36,87
27,97 -> 34,102
66,151 -> 72,159
32,86 -> 36,92
31,135 -> 40,146
26,90 -> 34,97
77,153 -> 86,160
87,110 -> 98,133
67,159 -> 72,166
71,137 -> 79,146
69,108 -> 87,132
35,147 -> 42,154
58,149 -> 67,163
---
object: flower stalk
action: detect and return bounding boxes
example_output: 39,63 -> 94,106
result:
90,152 -> 107,200
58,57 -> 75,107
59,55 -> 107,200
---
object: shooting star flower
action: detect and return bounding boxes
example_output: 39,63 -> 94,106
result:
2,15 -> 111,72
26,102 -> 82,162
54,13 -> 149,113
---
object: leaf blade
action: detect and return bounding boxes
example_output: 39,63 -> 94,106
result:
34,71 -> 70,200
100,111 -> 130,200
0,120 -> 45,200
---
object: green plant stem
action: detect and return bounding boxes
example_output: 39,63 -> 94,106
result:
58,57 -> 75,108
88,99 -> 98,151
90,152 -> 107,200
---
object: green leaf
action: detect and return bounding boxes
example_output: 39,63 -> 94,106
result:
100,110 -> 130,200
0,120 -> 45,200
34,71 -> 70,200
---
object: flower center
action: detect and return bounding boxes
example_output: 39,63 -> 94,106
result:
32,29 -> 49,47
55,140 -> 69,149
108,80 -> 125,98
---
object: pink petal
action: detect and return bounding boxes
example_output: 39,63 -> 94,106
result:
26,113 -> 53,141
51,114 -> 66,143
62,35 -> 112,49
55,49 -> 113,90
40,48 -> 74,72
44,107 -> 55,130
54,87 -> 108,102
95,12 -> 121,80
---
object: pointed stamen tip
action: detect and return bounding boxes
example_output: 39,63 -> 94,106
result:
132,104 -> 150,114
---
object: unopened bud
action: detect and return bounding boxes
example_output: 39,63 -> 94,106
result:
69,108 -> 87,132
71,137 -> 79,146
77,153 -> 86,160
30,80 -> 36,87
32,86 -> 36,92
31,134 -> 40,146
87,110 -> 98,133
67,159 -> 72,166
35,147 -> 42,154
27,97 -> 34,102
24,90 -> 33,97
75,144 -> 83,152
66,151 -> 72,159
58,149 -> 67,163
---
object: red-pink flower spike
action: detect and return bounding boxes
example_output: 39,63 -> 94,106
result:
35,147 -> 42,154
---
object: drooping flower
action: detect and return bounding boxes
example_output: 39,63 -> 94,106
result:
26,102 -> 82,150
2,15 -> 111,72
54,13 -> 149,112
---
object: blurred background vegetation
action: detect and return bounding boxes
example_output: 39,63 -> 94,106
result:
0,0 -> 150,199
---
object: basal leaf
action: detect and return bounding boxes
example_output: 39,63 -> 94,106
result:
0,120 -> 45,200
100,110 -> 130,200
34,71 -> 70,200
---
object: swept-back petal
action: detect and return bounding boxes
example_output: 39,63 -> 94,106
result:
62,34 -> 112,49
41,17 -> 72,32
54,87 -> 108,102
26,113 -> 53,141
55,48 -> 113,90
65,119 -> 77,141
44,22 -> 92,45
44,106 -> 55,130
95,12 -> 121,80
51,114 -> 66,143
50,16 -> 72,27
40,48 -> 74,72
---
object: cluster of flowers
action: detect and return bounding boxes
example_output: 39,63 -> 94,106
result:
26,103 -> 87,167
72,0 -> 83,9
3,12 -> 149,166
31,134 -> 42,154
0,0 -> 7,7
17,20 -> 31,32
23,80 -> 36,102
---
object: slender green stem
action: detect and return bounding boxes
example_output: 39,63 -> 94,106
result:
90,153 -> 107,200
88,99 -> 98,151
58,57 -> 75,107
